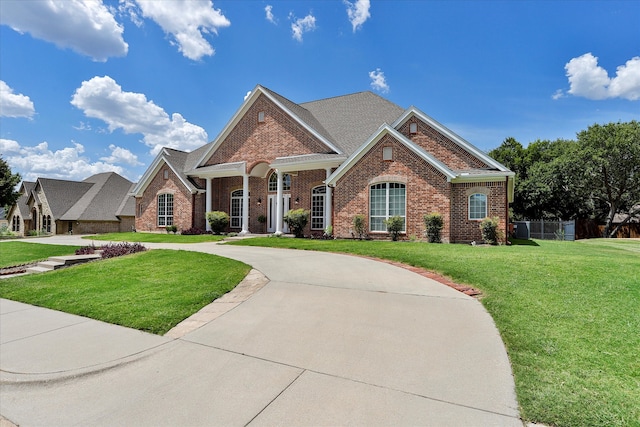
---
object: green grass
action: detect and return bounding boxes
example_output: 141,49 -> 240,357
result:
84,232 -> 225,244
228,237 -> 640,427
0,250 -> 250,335
0,241 -> 80,268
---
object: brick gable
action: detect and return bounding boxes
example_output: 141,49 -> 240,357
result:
205,94 -> 334,167
333,134 -> 451,240
399,119 -> 489,170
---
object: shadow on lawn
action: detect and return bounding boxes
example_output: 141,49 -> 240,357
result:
509,238 -> 540,246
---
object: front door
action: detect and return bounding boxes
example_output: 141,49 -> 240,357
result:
267,194 -> 291,233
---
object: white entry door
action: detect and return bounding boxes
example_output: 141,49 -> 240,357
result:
267,194 -> 291,233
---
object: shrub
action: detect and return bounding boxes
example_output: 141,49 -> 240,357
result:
283,208 -> 309,238
165,225 -> 177,234
75,245 -> 97,255
424,213 -> 444,243
181,227 -> 205,235
480,216 -> 503,245
352,214 -> 367,240
385,215 -> 404,241
206,211 -> 229,235
100,242 -> 147,259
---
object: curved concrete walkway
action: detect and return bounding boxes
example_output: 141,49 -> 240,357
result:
1,235 -> 521,426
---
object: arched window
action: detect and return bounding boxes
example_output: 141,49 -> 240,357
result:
311,186 -> 326,230
230,189 -> 243,228
268,172 -> 291,192
370,183 -> 406,232
12,215 -> 19,232
469,193 -> 487,220
157,193 -> 174,226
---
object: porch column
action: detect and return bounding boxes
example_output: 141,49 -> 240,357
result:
325,168 -> 332,230
275,169 -> 283,235
205,178 -> 212,232
240,173 -> 250,235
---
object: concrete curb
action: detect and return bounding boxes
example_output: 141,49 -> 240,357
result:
164,269 -> 269,339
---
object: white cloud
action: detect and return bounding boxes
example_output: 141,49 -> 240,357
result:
100,144 -> 142,166
134,0 -> 230,61
369,68 -> 389,93
563,53 -> 640,101
265,5 -> 276,24
344,0 -> 371,32
551,89 -> 565,100
0,139 -> 126,181
70,76 -> 208,155
0,0 -> 127,62
0,81 -> 35,118
291,13 -> 316,42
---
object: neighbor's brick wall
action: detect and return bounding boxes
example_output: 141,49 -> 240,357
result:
136,166 -> 194,232
399,119 -> 489,170
205,94 -> 333,167
450,181 -> 508,243
333,134 -> 451,241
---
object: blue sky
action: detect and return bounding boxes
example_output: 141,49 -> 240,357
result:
1,0 -> 639,183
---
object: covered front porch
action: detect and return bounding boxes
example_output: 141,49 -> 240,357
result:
189,155 -> 344,236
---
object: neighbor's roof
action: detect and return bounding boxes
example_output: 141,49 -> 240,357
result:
15,181 -> 35,218
60,172 -> 135,221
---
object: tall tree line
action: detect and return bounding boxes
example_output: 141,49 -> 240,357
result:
489,121 -> 639,238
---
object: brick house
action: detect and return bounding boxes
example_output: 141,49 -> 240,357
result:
7,172 -> 135,236
131,85 -> 514,242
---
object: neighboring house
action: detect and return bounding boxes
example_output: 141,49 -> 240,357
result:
131,85 -> 514,242
7,172 -> 136,236
0,207 -> 8,229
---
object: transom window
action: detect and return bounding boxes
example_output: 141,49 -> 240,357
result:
268,172 -> 291,192
469,193 -> 487,220
157,193 -> 174,226
230,189 -> 243,228
311,186 -> 326,230
370,183 -> 406,232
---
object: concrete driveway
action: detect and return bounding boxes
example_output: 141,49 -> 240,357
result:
1,235 -> 521,426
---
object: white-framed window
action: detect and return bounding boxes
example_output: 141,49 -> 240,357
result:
311,186 -> 326,230
469,193 -> 487,220
157,193 -> 174,226
370,182 -> 406,232
268,172 -> 291,192
409,122 -> 418,134
230,189 -> 243,228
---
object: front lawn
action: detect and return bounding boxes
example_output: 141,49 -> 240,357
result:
228,237 -> 640,427
0,241 -> 80,268
0,250 -> 250,335
84,232 -> 225,244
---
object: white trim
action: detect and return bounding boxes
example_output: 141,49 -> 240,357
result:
130,150 -> 196,197
393,107 -> 511,172
326,125 -> 456,186
194,85 -> 343,169
188,161 -> 246,179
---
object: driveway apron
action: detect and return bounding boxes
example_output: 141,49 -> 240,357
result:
1,236 -> 521,426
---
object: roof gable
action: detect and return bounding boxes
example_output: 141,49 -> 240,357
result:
130,148 -> 201,197
193,85 -> 344,168
326,125 -> 456,186
60,172 -> 134,221
36,178 -> 93,218
393,107 -> 510,172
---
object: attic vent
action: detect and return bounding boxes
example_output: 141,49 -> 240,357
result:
383,146 -> 393,161
258,111 -> 265,123
409,122 -> 418,134
163,170 -> 169,179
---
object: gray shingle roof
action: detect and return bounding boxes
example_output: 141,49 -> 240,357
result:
60,172 -> 134,221
37,178 -> 93,218
17,181 -> 35,218
300,91 -> 405,155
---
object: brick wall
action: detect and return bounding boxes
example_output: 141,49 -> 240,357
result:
399,119 -> 488,170
136,165 -> 194,232
333,134 -> 451,240
206,94 -> 333,167
450,181 -> 508,243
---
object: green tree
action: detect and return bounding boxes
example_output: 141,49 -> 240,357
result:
577,121 -> 640,237
0,156 -> 21,209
